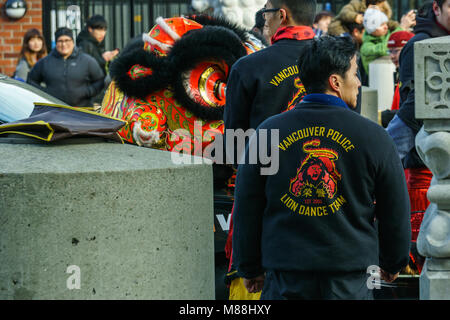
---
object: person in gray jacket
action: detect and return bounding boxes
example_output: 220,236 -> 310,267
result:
14,28 -> 48,82
27,27 -> 104,108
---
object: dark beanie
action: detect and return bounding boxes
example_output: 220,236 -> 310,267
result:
55,27 -> 74,41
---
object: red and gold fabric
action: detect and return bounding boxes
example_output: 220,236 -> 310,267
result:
101,15 -> 264,155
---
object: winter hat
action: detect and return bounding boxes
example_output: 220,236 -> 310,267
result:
363,8 -> 388,34
55,27 -> 74,41
387,30 -> 414,48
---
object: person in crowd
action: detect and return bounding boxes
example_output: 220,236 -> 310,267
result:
27,27 -> 105,108
313,10 -> 335,36
232,36 -> 411,300
341,21 -> 368,85
252,9 -> 265,35
380,30 -> 414,127
360,7 -> 403,75
224,0 -> 317,300
77,15 -> 119,105
386,0 -> 450,275
251,9 -> 271,45
380,30 -> 414,126
328,0 -> 365,36
341,22 -> 365,49
76,15 -> 119,76
14,29 -> 47,82
328,0 -> 402,36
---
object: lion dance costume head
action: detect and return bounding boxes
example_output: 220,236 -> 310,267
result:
101,15 -> 264,158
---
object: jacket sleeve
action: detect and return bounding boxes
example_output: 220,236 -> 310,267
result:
339,1 -> 361,23
224,64 -> 253,132
26,60 -> 46,92
79,41 -> 106,73
232,131 -> 267,279
396,40 -> 422,133
85,57 -> 105,98
224,61 -> 254,166
374,134 -> 411,274
14,59 -> 29,82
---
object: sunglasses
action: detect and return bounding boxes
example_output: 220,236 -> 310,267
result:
261,7 -> 280,18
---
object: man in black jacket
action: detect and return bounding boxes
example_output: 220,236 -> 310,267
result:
387,0 -> 450,164
224,0 -> 316,139
232,36 -> 411,299
28,28 -> 105,108
385,0 -> 450,274
76,15 -> 119,76
223,0 -> 317,299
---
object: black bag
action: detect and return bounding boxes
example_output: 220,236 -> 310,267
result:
0,103 -> 126,143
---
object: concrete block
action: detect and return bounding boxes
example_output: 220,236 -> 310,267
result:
414,36 -> 450,120
368,56 -> 396,111
420,258 -> 450,300
0,138 -> 214,299
361,86 -> 378,123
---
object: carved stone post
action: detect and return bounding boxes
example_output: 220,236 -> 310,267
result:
414,36 -> 450,300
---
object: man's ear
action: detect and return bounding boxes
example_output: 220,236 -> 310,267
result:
280,8 -> 288,23
88,27 -> 93,33
328,74 -> 341,93
432,1 -> 441,17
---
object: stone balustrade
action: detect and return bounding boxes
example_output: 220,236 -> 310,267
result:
414,35 -> 450,300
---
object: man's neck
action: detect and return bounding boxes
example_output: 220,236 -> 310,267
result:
323,90 -> 339,98
435,17 -> 450,34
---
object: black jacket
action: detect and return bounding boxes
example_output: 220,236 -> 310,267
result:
396,12 -> 449,168
76,28 -> 107,75
28,47 -> 105,107
224,38 -> 312,133
224,38 -> 313,165
232,95 -> 411,278
223,36 -> 362,165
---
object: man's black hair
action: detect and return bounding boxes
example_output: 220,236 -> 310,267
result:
345,22 -> 365,32
298,36 -> 357,94
270,0 -> 317,26
87,14 -> 107,29
435,0 -> 446,8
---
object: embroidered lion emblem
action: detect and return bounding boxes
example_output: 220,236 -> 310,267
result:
290,139 -> 341,199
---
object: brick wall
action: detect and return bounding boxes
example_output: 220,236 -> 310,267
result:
0,0 -> 43,76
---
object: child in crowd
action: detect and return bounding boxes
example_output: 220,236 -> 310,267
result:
380,30 -> 415,128
313,10 -> 334,36
360,8 -> 402,75
328,0 -> 398,36
388,30 -> 415,110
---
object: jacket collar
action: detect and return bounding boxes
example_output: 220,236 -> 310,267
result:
299,93 -> 350,109
271,26 -> 315,44
414,14 -> 450,37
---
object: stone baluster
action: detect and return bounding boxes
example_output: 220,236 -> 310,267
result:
414,36 -> 450,300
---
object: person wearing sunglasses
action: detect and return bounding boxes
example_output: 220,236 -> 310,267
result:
223,0 -> 317,300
